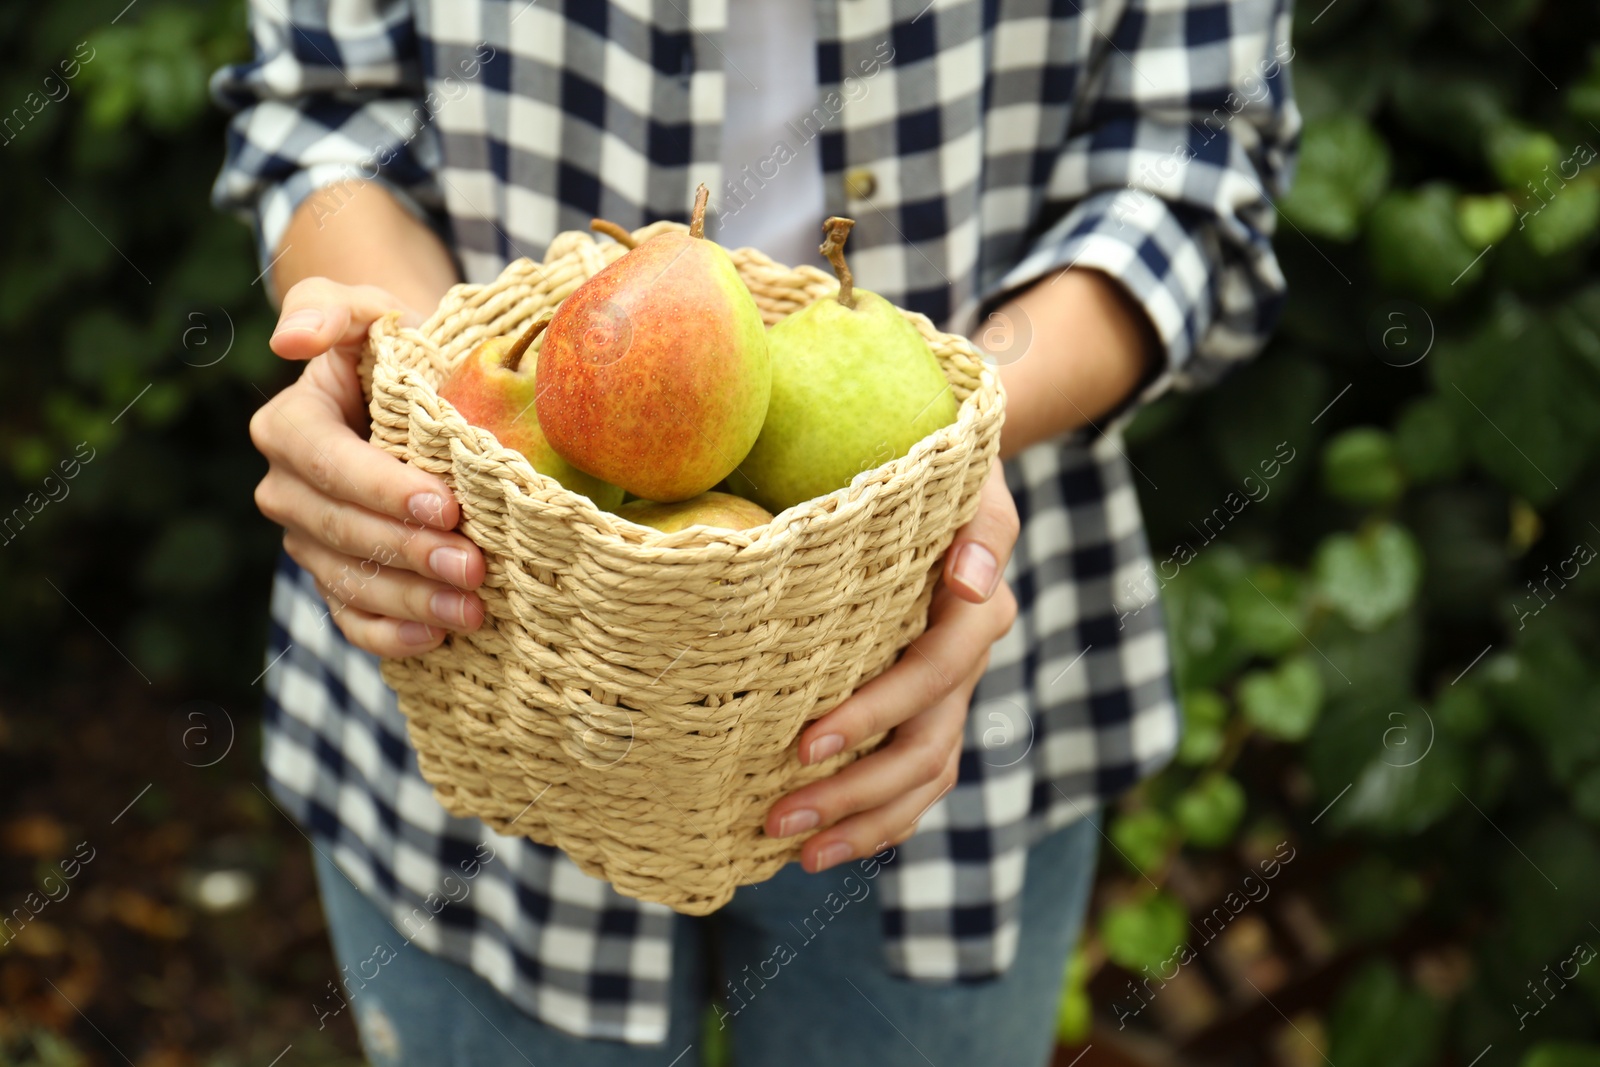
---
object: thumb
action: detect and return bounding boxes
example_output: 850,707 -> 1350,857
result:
269,278 -> 421,361
944,458 -> 1019,603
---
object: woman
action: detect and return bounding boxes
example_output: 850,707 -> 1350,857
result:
217,1 -> 1297,1063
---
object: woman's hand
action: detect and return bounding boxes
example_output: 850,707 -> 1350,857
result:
766,460 -> 1021,872
249,278 -> 487,658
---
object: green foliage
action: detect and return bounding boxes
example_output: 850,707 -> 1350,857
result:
4,1 -> 1599,1061
0,1 -> 278,689
1107,4 -> 1600,1060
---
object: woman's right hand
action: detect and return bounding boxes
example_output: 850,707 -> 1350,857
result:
249,278 -> 486,658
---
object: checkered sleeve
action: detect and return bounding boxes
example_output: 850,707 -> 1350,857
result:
209,0 -> 447,279
983,0 -> 1300,400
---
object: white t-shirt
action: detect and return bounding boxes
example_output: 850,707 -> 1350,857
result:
715,1 -> 828,269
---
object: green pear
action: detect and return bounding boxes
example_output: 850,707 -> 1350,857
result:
727,217 -> 958,514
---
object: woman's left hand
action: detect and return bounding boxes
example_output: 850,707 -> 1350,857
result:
765,458 -> 1021,872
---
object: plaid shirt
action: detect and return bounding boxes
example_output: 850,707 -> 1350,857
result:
214,0 -> 1297,1045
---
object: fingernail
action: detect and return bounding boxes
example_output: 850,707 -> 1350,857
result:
810,842 -> 851,873
429,546 -> 472,586
397,621 -> 438,646
430,590 -> 472,628
273,308 -> 324,338
409,493 -> 449,527
952,543 -> 999,599
806,733 -> 845,764
775,809 -> 819,838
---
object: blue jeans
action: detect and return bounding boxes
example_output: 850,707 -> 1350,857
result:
312,817 -> 1098,1067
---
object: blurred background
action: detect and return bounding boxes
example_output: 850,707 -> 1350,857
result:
3,1 -> 1600,1065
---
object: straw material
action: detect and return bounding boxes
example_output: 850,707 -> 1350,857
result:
364,221 -> 1005,914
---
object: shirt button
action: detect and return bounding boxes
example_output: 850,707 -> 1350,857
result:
844,167 -> 877,199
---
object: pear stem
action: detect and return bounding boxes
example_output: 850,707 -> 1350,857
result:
689,183 -> 709,239
820,216 -> 857,309
590,219 -> 637,249
503,313 -> 553,371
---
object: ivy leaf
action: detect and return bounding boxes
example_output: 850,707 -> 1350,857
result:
1308,699 -> 1465,836
1338,736 -> 1466,835
1523,182 -> 1600,258
1431,296 -> 1600,505
1368,184 -> 1482,300
1225,564 -> 1307,658
1456,192 -> 1517,248
1313,523 -> 1423,632
1177,690 -> 1229,766
1174,774 -> 1246,848
1109,809 -> 1174,873
1322,428 -> 1405,508
1239,654 -> 1325,741
1486,124 -> 1563,190
1279,114 -> 1392,240
1099,893 -> 1188,972
1162,548 -> 1251,692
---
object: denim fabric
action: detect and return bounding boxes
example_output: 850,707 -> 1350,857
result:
312,815 -> 1099,1067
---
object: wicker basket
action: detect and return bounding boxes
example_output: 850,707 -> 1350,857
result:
364,221 -> 1005,914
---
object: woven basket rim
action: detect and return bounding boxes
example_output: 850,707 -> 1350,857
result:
372,241 -> 1004,557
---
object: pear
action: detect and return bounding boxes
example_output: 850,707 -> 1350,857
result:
726,217 -> 959,514
438,316 -> 625,509
536,186 -> 771,503
615,491 -> 773,533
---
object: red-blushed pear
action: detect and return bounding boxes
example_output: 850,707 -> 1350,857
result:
536,185 -> 770,503
437,316 -> 625,509
614,491 -> 773,533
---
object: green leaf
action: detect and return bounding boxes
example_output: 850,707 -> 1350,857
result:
1432,296 -> 1600,504
1109,809 -> 1173,874
1457,192 -> 1517,248
1434,683 -> 1492,740
1225,564 -> 1308,658
1486,632 -> 1600,786
1487,124 -> 1564,190
1279,114 -> 1392,240
1313,522 -> 1423,632
1173,774 -> 1246,848
1522,182 -> 1600,258
1099,893 -> 1188,972
1339,734 -> 1466,835
1393,396 -> 1464,484
1177,689 -> 1229,765
1239,654 -> 1325,741
1162,547 -> 1251,691
1522,1045 -> 1600,1067
1368,184 -> 1483,300
1322,427 -> 1405,507
1328,962 -> 1442,1067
